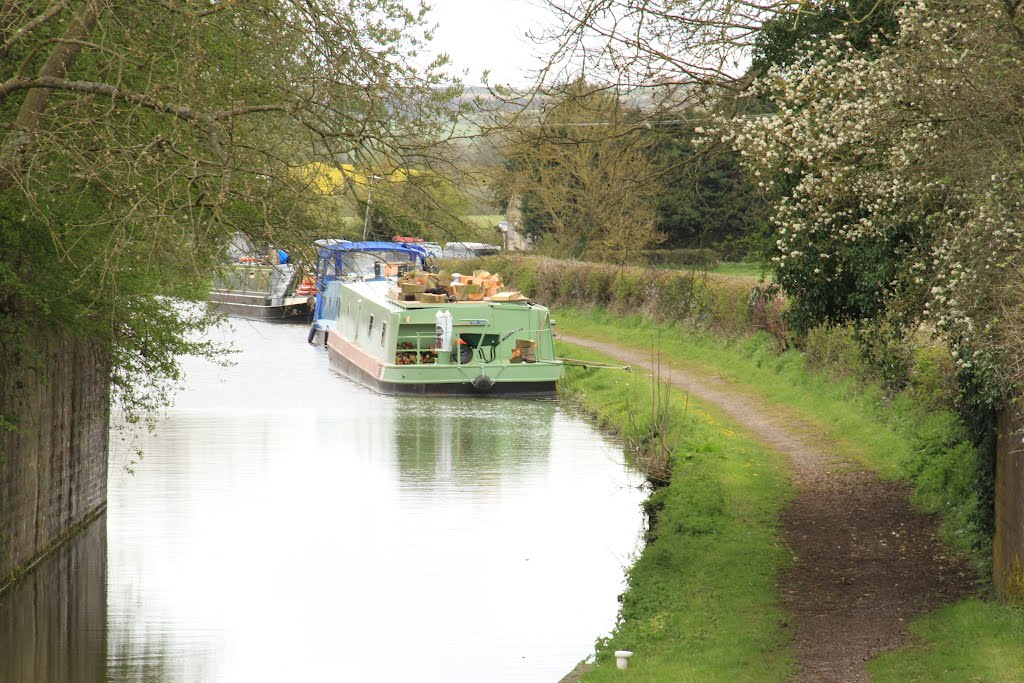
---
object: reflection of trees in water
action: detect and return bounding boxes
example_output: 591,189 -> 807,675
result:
105,593 -> 217,682
0,516 -> 106,683
0,511 -> 206,683
394,399 -> 557,482
106,638 -> 175,683
107,632 -> 218,683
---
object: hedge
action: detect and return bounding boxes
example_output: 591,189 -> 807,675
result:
440,254 -> 788,342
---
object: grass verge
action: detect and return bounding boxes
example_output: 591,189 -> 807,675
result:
868,599 -> 1024,681
464,214 -> 505,230
555,339 -> 795,681
554,306 -> 1024,680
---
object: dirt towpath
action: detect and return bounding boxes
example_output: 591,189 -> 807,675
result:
557,333 -> 975,682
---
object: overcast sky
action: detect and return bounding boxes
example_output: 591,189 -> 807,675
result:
423,0 -> 556,86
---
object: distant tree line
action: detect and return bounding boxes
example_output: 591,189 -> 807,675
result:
492,81 -> 771,263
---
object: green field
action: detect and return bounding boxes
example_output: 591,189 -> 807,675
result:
464,214 -> 505,230
711,261 -> 771,279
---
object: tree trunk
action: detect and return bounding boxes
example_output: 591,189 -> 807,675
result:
14,0 -> 105,133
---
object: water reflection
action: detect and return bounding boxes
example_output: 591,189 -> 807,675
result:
393,399 -> 555,483
0,514 -> 106,683
0,320 -> 644,683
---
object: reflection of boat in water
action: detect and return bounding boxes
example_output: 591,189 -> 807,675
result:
393,398 -> 556,482
209,238 -> 314,323
309,240 -> 563,396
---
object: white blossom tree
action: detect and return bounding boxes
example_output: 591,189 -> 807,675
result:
718,0 -> 1024,400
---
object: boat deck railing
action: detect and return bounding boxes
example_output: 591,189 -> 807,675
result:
394,326 -> 551,367
213,264 -> 297,298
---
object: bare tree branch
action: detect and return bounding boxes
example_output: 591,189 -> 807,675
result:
532,0 -> 800,104
154,0 -> 237,19
0,0 -> 68,58
13,0 -> 106,134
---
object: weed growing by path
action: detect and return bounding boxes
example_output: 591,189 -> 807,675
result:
623,355 -> 678,488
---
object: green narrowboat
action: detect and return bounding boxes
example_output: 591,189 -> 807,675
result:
309,241 -> 563,396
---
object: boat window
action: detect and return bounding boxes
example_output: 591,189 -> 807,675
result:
380,322 -> 387,345
340,252 -> 377,275
338,249 -> 419,277
368,314 -> 374,337
325,254 -> 341,279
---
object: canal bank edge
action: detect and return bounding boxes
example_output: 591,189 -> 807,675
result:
457,255 -> 998,581
555,330 -> 978,682
551,303 -> 1024,682
557,659 -> 592,683
553,336 -> 795,680
0,336 -> 110,592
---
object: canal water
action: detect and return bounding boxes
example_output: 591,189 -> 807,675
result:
0,320 -> 646,683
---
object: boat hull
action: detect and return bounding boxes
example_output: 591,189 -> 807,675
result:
326,329 -> 559,398
209,292 -> 313,323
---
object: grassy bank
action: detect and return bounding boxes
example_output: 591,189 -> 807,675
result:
870,600 -> 1024,680
553,308 -> 986,562
457,256 -> 986,565
555,339 -> 795,680
555,308 -> 1024,679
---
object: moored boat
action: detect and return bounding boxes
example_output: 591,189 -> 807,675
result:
309,241 -> 563,396
209,236 -> 314,322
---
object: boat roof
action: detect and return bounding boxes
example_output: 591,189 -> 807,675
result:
317,240 -> 429,258
338,278 -> 537,311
